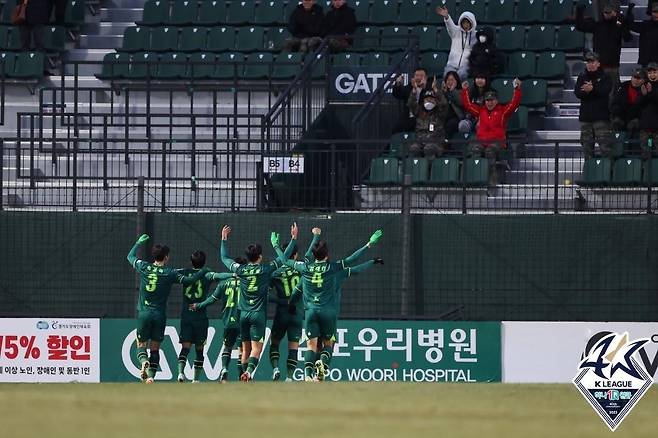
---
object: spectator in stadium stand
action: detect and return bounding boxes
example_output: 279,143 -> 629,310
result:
574,51 -> 614,160
435,5 -> 477,80
285,0 -> 324,53
322,0 -> 357,53
575,1 -> 632,87
611,68 -> 646,140
467,27 -> 503,79
19,0 -> 52,50
647,0 -> 658,16
637,62 -> 658,159
468,74 -> 495,106
408,78 -> 449,160
628,2 -> 658,67
461,78 -> 522,186
391,67 -> 434,133
442,70 -> 471,138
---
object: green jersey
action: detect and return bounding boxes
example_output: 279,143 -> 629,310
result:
271,266 -> 301,307
218,277 -> 241,328
179,269 -> 215,320
291,260 -> 349,311
230,261 -> 282,312
132,259 -> 188,313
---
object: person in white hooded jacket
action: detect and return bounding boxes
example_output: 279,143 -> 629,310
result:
436,6 -> 477,79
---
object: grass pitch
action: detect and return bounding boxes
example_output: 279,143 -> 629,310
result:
1,383 -> 656,438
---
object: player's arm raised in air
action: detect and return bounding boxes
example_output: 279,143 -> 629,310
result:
304,227 -> 322,261
341,230 -> 383,267
342,258 -> 384,278
126,234 -> 150,267
219,225 -> 241,272
271,222 -> 299,265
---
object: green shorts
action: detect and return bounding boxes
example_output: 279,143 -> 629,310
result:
304,308 -> 337,341
239,310 -> 266,343
136,310 -> 166,343
179,317 -> 208,344
271,307 -> 303,343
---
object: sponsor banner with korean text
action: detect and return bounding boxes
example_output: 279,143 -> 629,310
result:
101,319 -> 500,382
502,322 -> 658,383
329,67 -> 400,102
0,318 -> 100,382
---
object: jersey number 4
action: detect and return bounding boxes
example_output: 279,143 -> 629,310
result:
311,272 -> 324,288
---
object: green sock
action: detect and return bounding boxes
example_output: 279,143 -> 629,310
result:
136,346 -> 148,366
193,348 -> 204,381
247,356 -> 259,374
237,360 -> 244,377
320,346 -> 332,368
287,349 -> 298,378
177,347 -> 190,376
269,345 -> 280,368
147,350 -> 160,379
221,349 -> 231,369
304,349 -> 316,378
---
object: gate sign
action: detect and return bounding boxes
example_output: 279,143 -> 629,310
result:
329,67 -> 400,101
0,318 -> 100,382
264,155 -> 304,174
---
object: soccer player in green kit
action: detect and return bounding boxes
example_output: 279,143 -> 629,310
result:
220,223 -> 298,382
176,250 -> 234,383
126,234 -> 209,383
191,257 -> 247,382
280,228 -> 384,382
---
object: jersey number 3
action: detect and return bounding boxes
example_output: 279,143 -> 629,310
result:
145,273 -> 158,292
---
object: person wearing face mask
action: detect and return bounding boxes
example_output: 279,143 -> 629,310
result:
576,1 -> 632,88
611,68 -> 646,141
436,6 -> 477,80
637,63 -> 658,159
629,2 -> 658,67
467,27 -> 503,79
407,80 -> 449,160
462,78 -> 522,186
392,68 -> 434,133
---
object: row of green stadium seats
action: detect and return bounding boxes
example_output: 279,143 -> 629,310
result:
97,51 -> 306,80
138,0 -> 580,27
0,25 -> 66,52
356,24 -> 584,52
0,51 -> 45,79
368,156 -> 491,186
578,158 -> 658,187
0,0 -> 84,27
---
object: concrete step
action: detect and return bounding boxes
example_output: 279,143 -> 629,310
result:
82,22 -> 135,36
99,8 -> 144,23
78,35 -> 124,50
504,169 -> 582,185
542,116 -> 580,130
513,157 -> 584,172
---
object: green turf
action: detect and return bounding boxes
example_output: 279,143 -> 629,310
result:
1,383 -> 656,437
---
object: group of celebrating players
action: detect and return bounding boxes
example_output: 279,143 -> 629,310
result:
126,222 -> 384,383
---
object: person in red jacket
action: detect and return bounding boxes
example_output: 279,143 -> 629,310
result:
461,78 -> 522,185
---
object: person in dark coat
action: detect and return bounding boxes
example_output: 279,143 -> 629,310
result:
611,68 -> 646,139
628,2 -> 658,67
637,63 -> 658,159
467,27 -> 503,79
322,0 -> 357,53
574,52 -> 613,159
285,0 -> 324,53
575,1 -> 632,87
19,0 -> 53,50
391,67 -> 434,133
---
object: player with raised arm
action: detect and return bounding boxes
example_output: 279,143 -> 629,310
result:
191,257 -> 246,382
277,229 -> 383,382
126,234 -> 208,384
176,250 -> 234,383
220,223 -> 298,381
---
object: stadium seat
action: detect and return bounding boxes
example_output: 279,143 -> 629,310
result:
197,1 -> 226,26
463,157 -> 489,186
0,51 -> 16,77
207,27 -> 236,52
187,52 -> 216,79
612,158 -> 643,186
266,27 -> 291,51
352,27 -> 380,52
226,0 -> 255,25
370,0 -> 398,25
506,51 -> 536,79
43,26 -> 66,52
483,0 -> 515,24
545,0 -> 574,23
213,52 -> 244,79
236,26 -> 265,52
64,0 -> 85,27
13,52 -> 44,79
497,26 -> 525,51
361,52 -> 390,67
310,52 -> 327,79
155,52 -> 187,79
451,131 -> 474,152
515,0 -> 545,23
414,26 -> 438,52
419,52 -> 448,74
5,26 -> 21,50
429,157 -> 461,186
398,0 -> 427,24
367,157 -> 401,185
0,0 -> 18,24
389,132 -> 415,156
609,131 -> 626,158
380,26 -> 410,52
507,106 -> 528,132
149,26 -> 179,52
0,26 -> 8,49
332,52 -> 361,67
404,157 -> 430,185
139,0 -> 169,26
437,28 -> 452,51
179,27 -> 208,52
644,159 -> 658,186
96,52 -> 130,79
577,158 -> 611,186
457,0 -> 486,20
491,78 -> 515,103
525,25 -> 555,51
126,52 -> 158,79
243,52 -> 273,79
254,1 -> 284,25
352,0 -> 371,23
167,0 -> 198,26
521,79 -> 547,107
272,52 -> 303,79
122,27 -> 149,52
535,51 -> 566,79
556,25 -> 585,51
